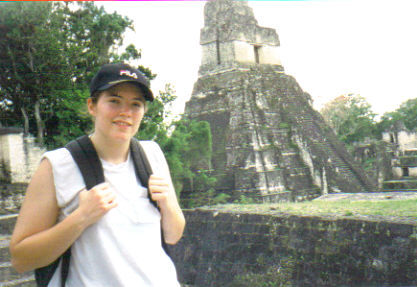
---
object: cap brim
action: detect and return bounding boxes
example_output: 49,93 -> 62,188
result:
97,79 -> 154,102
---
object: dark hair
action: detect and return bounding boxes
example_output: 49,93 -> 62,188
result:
90,91 -> 102,104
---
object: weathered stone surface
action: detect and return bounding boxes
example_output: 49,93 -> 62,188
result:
315,191 -> 417,202
3,208 -> 415,287
184,0 -> 376,202
199,0 -> 281,74
0,214 -> 18,235
376,121 -> 417,191
0,133 -> 44,184
0,183 -> 26,215
0,217 -> 36,286
185,66 -> 376,201
169,209 -> 417,286
352,141 -> 395,189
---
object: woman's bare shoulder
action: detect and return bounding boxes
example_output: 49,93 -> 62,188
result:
11,159 -> 59,244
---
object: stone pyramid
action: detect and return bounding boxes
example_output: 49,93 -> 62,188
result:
184,0 -> 376,202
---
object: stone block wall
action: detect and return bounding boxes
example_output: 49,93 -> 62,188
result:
169,209 -> 417,286
1,208 -> 415,286
0,133 -> 45,184
199,0 -> 281,73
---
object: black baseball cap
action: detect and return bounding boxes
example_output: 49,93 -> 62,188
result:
89,63 -> 154,102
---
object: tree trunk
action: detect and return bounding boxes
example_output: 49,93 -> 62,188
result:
34,100 -> 44,144
20,107 -> 29,135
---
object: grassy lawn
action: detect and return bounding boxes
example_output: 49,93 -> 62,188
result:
208,198 -> 417,221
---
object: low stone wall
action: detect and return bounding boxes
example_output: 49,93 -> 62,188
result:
169,209 -> 417,286
2,207 -> 416,286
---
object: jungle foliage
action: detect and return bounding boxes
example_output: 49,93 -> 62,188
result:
320,94 -> 417,147
320,94 -> 378,145
0,1 -> 151,146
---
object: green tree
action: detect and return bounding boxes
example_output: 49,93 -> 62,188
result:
0,2 -> 64,139
166,119 -> 218,207
44,89 -> 92,148
320,94 -> 377,145
137,84 -> 176,143
0,2 -> 144,146
378,98 -> 417,133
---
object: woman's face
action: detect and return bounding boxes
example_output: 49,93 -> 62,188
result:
88,82 -> 146,142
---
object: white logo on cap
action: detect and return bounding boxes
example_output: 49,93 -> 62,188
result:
120,70 -> 138,79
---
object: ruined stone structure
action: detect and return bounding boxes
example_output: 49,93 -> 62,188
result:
184,0 -> 376,202
0,128 -> 45,214
382,121 -> 417,178
352,140 -> 394,190
379,121 -> 417,191
383,121 -> 417,155
0,128 -> 44,184
350,121 -> 417,192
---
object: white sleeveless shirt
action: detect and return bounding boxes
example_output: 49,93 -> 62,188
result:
43,141 -> 180,287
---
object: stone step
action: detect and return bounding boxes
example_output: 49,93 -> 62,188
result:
287,167 -> 311,176
403,149 -> 417,156
0,216 -> 35,287
382,188 -> 417,192
383,179 -> 417,190
0,262 -> 23,282
0,274 -> 36,287
392,156 -> 417,167
0,235 -> 10,263
0,262 -> 36,286
309,141 -> 370,193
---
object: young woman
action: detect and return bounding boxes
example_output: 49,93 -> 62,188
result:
9,63 -> 186,286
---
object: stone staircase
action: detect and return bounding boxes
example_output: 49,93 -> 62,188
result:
296,113 -> 376,193
0,215 -> 35,287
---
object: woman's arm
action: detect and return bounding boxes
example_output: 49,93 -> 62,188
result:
149,175 -> 185,245
10,159 -> 117,273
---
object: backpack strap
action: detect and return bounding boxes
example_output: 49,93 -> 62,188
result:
59,248 -> 71,287
130,138 -> 158,208
66,135 -> 105,190
130,138 -> 152,186
34,257 -> 61,287
130,139 -> 170,256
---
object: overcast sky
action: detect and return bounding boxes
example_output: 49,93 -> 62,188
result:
100,0 -> 417,119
